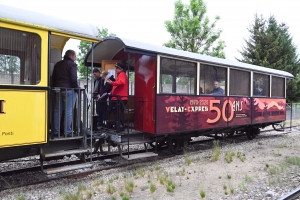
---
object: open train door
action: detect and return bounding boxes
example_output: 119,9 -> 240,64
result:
101,60 -> 121,78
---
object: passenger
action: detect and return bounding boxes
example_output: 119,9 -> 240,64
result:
253,84 -> 262,96
107,63 -> 129,132
92,68 -> 104,128
200,87 -> 204,94
210,81 -> 224,95
97,70 -> 115,129
52,50 -> 79,137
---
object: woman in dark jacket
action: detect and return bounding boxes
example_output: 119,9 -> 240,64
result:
97,71 -> 115,128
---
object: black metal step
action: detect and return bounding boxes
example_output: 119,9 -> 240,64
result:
44,148 -> 89,158
43,163 -> 93,174
121,152 -> 158,160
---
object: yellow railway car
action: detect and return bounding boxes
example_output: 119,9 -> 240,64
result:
0,4 -> 99,165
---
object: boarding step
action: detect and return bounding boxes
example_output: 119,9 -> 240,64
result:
111,134 -> 152,145
121,152 -> 158,160
51,136 -> 84,140
43,163 -> 93,175
44,149 -> 89,159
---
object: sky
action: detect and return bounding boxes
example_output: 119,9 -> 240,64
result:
1,0 -> 299,61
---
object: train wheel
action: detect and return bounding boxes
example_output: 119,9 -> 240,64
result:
148,141 -> 167,149
246,129 -> 255,140
167,137 -> 183,155
253,128 -> 260,136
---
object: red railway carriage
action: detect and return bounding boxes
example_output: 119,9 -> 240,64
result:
85,36 -> 292,154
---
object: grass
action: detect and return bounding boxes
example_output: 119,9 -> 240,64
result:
62,192 -> 81,200
212,140 -> 221,162
245,174 -> 252,182
16,196 -> 26,200
286,156 -> 300,166
150,183 -> 157,193
237,152 -> 246,162
199,188 -> 206,198
120,192 -> 130,200
184,155 -> 192,165
155,164 -> 161,171
223,184 -> 227,190
275,143 -> 288,148
77,185 -> 87,192
224,151 -> 235,163
106,184 -> 116,194
166,179 -> 176,193
230,187 -> 234,194
266,163 -> 289,186
124,179 -> 134,193
136,168 -> 145,177
227,174 -> 232,179
92,179 -> 104,187
176,167 -> 186,176
238,181 -> 247,194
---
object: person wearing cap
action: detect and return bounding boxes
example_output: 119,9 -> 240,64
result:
97,70 -> 115,128
107,63 -> 128,132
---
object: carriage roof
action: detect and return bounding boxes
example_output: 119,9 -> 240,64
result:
0,4 -> 99,42
85,37 -> 294,78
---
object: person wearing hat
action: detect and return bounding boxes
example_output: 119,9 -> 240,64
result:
107,62 -> 128,132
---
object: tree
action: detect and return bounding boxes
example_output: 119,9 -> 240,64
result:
237,14 -> 300,102
164,0 -> 226,58
77,28 -> 116,79
0,55 -> 20,84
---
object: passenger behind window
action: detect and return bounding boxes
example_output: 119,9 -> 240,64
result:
200,87 -> 204,94
253,84 -> 262,96
210,81 -> 224,95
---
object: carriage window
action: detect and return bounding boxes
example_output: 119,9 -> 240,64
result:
160,57 -> 196,94
271,76 -> 285,97
230,69 -> 250,96
253,73 -> 269,96
200,64 -> 227,95
0,27 -> 41,85
128,71 -> 135,95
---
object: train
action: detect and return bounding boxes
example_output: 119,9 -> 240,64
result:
0,4 -> 293,174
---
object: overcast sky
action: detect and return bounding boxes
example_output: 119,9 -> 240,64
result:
1,0 -> 299,61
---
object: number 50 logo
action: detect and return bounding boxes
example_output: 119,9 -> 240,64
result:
206,100 -> 234,124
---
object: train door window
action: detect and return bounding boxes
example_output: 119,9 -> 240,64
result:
229,69 -> 250,96
271,76 -> 285,97
253,73 -> 270,97
160,57 -> 196,94
200,64 -> 227,95
0,27 -> 41,85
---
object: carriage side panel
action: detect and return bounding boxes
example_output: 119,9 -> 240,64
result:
251,98 -> 286,124
156,95 -> 253,134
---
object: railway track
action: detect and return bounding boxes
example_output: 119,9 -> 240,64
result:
279,187 -> 300,200
0,127 -> 294,192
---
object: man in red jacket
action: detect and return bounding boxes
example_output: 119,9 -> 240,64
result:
107,63 -> 128,132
